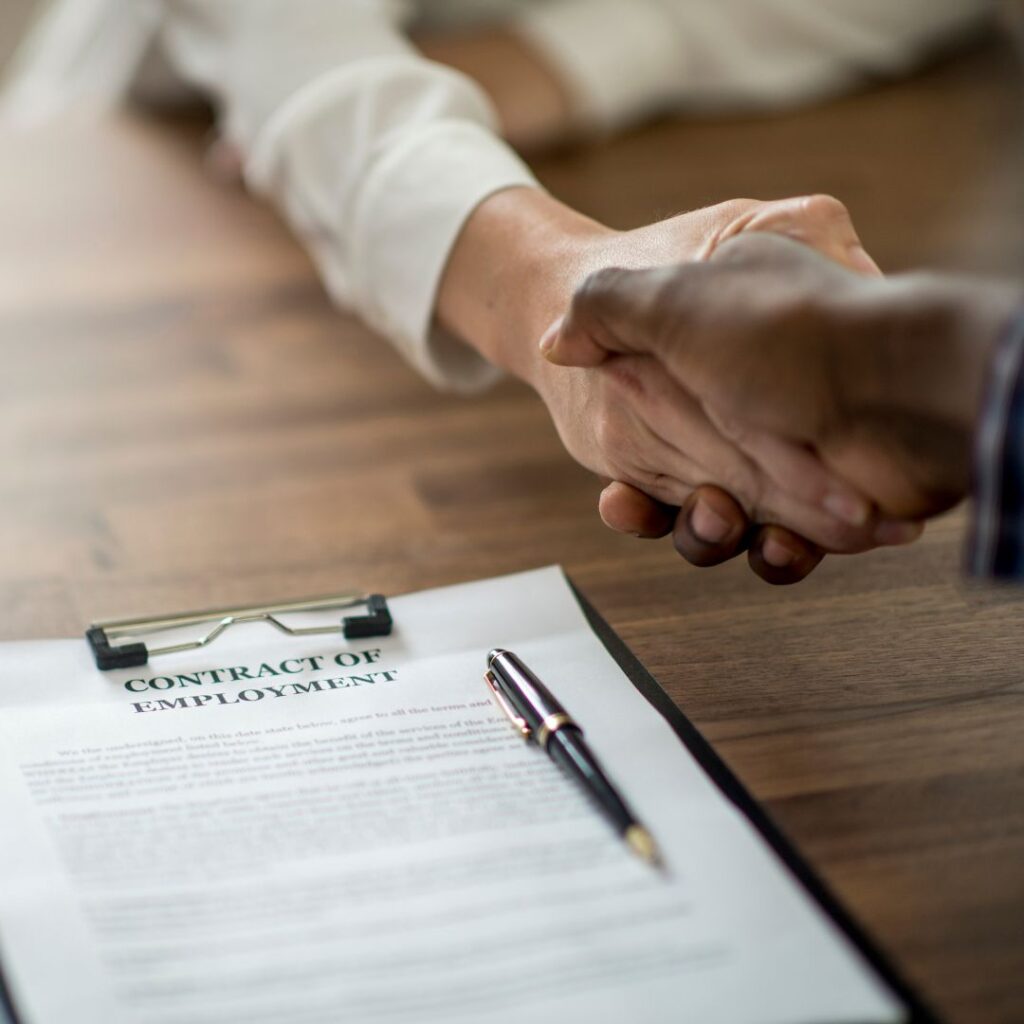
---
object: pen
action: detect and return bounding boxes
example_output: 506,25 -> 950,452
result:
485,648 -> 663,867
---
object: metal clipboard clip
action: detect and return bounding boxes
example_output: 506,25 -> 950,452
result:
86,593 -> 393,671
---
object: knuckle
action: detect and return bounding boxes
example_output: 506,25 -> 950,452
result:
800,193 -> 851,225
705,403 -> 752,446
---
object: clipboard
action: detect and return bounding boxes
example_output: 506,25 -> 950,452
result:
0,579 -> 941,1024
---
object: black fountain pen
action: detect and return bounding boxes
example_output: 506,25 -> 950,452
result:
485,648 -> 663,867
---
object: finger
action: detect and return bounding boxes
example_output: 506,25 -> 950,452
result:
599,354 -> 764,512
719,428 -> 873,529
747,524 -> 826,585
540,265 -> 695,368
672,486 -> 751,567
741,194 -> 882,277
753,483 -> 878,554
699,408 -> 880,553
746,441 -> 926,553
874,519 -> 926,546
601,356 -> 873,553
598,482 -> 676,538
625,358 -> 876,554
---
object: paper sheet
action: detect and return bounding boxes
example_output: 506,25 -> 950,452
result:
0,566 -> 903,1023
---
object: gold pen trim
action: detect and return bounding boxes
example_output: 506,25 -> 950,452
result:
536,712 -> 575,750
625,825 -> 663,867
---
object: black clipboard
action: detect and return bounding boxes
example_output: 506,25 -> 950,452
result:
0,582 -> 941,1024
571,582 -> 941,1024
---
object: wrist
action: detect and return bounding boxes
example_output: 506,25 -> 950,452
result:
842,276 -> 1024,435
436,187 -> 616,388
934,282 -> 1024,430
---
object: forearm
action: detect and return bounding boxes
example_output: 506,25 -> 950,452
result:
436,188 -> 613,386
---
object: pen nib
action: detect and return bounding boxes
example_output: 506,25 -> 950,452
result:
625,825 -> 663,868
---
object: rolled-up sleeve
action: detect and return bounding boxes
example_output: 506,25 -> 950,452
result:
160,0 -> 539,392
514,0 -> 994,130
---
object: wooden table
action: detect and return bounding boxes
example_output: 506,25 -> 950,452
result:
2,31 -> 1023,1024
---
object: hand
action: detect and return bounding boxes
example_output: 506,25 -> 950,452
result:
542,233 -> 1024,525
534,199 -> 899,582
438,190 -> 912,558
599,481 -> 829,585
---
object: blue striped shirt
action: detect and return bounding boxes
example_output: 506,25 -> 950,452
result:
968,312 -> 1024,579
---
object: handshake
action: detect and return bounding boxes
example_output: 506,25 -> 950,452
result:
526,200 -> 1022,584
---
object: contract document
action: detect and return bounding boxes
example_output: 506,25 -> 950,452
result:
0,567 -> 911,1024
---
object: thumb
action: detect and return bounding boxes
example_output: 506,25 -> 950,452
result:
598,481 -> 677,538
540,266 -> 677,368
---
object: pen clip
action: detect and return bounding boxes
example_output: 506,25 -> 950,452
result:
484,671 -> 531,741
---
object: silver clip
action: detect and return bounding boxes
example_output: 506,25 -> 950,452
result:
86,593 -> 391,670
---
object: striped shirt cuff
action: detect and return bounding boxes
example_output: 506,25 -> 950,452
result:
967,310 -> 1024,579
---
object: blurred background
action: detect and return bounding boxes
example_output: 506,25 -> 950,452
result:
0,0 -> 35,68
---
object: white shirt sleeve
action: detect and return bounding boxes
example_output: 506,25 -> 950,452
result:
0,0 -> 161,123
157,0 -> 539,393
514,0 -> 996,130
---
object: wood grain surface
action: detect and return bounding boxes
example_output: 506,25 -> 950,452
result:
1,30 -> 1023,1024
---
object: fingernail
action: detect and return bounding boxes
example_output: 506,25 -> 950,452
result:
761,536 -> 797,568
822,491 -> 870,527
690,499 -> 732,544
874,520 -> 925,546
538,316 -> 564,356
